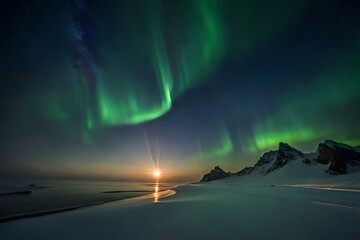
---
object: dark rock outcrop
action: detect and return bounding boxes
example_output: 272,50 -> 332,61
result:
354,146 -> 360,153
200,166 -> 231,182
316,140 -> 360,174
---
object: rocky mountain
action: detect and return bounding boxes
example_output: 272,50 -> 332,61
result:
317,140 -> 360,174
200,140 -> 360,182
200,166 -> 231,182
355,146 -> 360,153
236,142 -> 312,177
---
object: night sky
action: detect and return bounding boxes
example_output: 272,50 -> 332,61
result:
1,0 -> 359,182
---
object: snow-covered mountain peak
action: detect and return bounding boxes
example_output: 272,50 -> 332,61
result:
277,142 -> 304,159
200,140 -> 360,182
214,166 -> 222,171
279,142 -> 294,151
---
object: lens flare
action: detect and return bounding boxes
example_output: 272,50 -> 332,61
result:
153,170 -> 161,178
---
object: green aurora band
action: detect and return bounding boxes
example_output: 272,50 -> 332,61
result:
93,0 -> 224,127
18,0 -> 359,160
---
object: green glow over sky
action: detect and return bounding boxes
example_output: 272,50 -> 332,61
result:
2,0 -> 360,181
247,44 -> 360,152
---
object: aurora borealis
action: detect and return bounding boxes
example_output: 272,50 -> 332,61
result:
1,0 -> 360,181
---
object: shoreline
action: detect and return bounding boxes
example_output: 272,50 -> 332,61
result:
280,184 -> 360,193
0,191 -> 32,196
0,189 -> 176,223
0,202 -> 104,223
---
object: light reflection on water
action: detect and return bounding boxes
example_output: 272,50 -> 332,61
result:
154,181 -> 159,203
152,182 -> 177,203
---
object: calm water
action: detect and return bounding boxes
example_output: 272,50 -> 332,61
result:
0,179 -> 177,219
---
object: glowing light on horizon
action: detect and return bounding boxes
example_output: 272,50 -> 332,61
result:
153,170 -> 161,178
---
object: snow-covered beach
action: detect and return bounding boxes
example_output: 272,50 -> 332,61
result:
1,141 -> 360,239
1,177 -> 359,240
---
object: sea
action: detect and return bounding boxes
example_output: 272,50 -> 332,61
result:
0,179 -> 177,220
